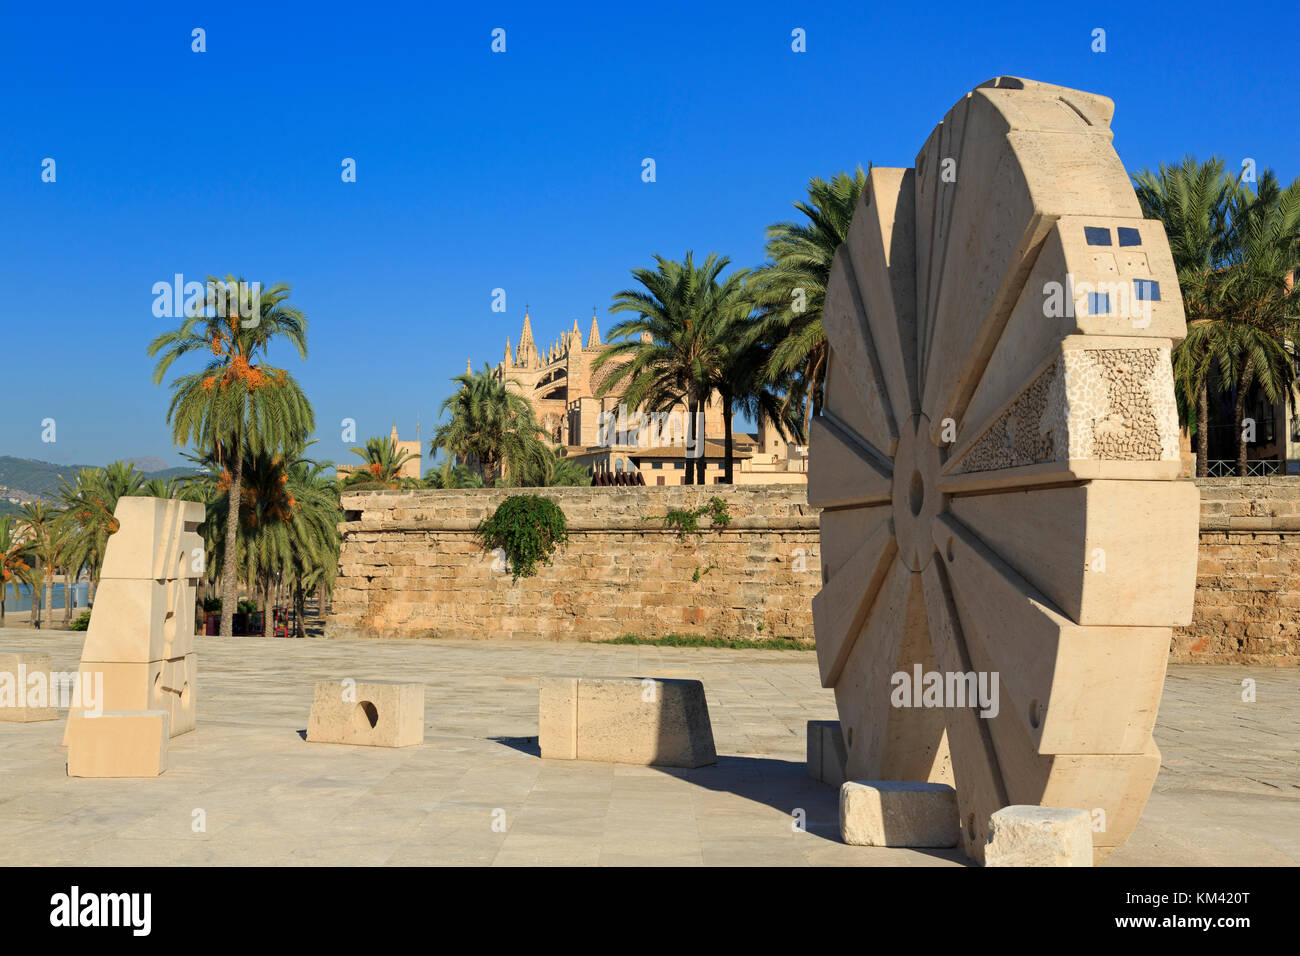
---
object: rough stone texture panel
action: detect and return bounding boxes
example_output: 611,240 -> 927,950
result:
328,486 -> 820,644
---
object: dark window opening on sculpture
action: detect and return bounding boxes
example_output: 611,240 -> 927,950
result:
1085,226 -> 1111,246
1117,227 -> 1142,247
1134,279 -> 1161,301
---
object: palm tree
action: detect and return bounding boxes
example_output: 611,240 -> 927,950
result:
1134,157 -> 1237,475
343,434 -> 417,488
189,444 -> 341,638
148,277 -> 314,637
0,516 -> 37,628
434,365 -> 549,487
750,168 -> 868,437
17,502 -> 61,629
1217,171 -> 1300,474
597,252 -> 745,484
55,462 -> 146,606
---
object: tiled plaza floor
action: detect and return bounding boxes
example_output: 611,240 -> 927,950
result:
1,631 -> 1296,866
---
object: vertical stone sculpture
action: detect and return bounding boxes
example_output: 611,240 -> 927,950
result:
810,78 -> 1198,863
64,497 -> 204,762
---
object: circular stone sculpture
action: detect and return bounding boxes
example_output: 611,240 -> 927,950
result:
809,77 -> 1198,865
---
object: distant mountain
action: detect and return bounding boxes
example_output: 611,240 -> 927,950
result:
124,455 -> 170,473
0,456 -> 197,502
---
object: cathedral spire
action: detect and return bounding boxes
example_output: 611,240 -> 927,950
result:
587,310 -> 601,349
517,308 -> 540,368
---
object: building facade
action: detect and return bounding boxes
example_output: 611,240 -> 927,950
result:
487,311 -> 807,485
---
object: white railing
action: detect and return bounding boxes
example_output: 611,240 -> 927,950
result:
1204,459 -> 1282,477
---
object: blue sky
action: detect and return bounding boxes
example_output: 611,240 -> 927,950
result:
2,0 -> 1294,469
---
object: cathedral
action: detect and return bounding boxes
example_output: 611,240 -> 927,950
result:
484,311 -> 807,485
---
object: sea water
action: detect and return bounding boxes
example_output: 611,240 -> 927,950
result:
5,581 -> 90,612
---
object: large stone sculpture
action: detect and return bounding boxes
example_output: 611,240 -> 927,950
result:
809,78 -> 1198,864
64,497 -> 204,765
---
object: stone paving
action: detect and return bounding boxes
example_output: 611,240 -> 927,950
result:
1,630 -> 1296,866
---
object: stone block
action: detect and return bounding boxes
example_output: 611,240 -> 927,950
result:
539,676 -> 716,768
306,680 -> 424,748
0,651 -> 57,722
984,805 -> 1093,867
806,719 -> 847,787
839,780 -> 960,847
63,654 -> 195,741
98,496 -> 205,581
79,578 -> 197,663
66,710 -> 169,777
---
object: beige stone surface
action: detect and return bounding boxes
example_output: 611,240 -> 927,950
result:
813,77 -> 1198,865
840,780 -> 959,847
806,719 -> 847,787
984,805 -> 1093,867
0,631 -> 1294,866
99,497 -> 205,581
539,676 -> 717,768
307,680 -> 424,748
66,710 -> 168,778
0,651 -> 56,723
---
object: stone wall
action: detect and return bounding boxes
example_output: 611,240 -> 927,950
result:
327,486 -> 820,643
329,480 -> 1300,665
1172,478 -> 1300,666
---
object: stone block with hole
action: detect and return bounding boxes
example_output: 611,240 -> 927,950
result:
984,805 -> 1093,867
306,680 -> 424,747
539,676 -> 716,768
62,655 -> 196,742
839,780 -> 960,847
0,651 -> 57,722
66,710 -> 169,777
807,719 -> 847,787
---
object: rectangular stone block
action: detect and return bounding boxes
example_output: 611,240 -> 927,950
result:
66,710 -> 168,777
807,719 -> 848,787
0,652 -> 57,722
79,578 -> 197,663
538,676 -> 716,768
307,680 -> 424,747
99,496 -> 205,581
839,780 -> 960,847
984,805 -> 1093,867
62,655 -> 195,741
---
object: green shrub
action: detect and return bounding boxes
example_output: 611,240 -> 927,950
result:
658,496 -> 732,541
237,599 -> 260,615
202,596 -> 222,613
69,611 -> 91,632
476,495 -> 568,582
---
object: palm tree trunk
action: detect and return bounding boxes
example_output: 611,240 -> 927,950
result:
1197,378 -> 1209,477
64,570 -> 73,626
263,580 -> 273,638
1235,358 -> 1256,477
44,564 -> 53,622
88,574 -> 96,608
295,584 -> 306,639
1,596 -> 5,627
221,450 -> 243,638
32,580 -> 41,629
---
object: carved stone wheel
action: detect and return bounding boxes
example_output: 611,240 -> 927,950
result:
810,77 -> 1199,864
